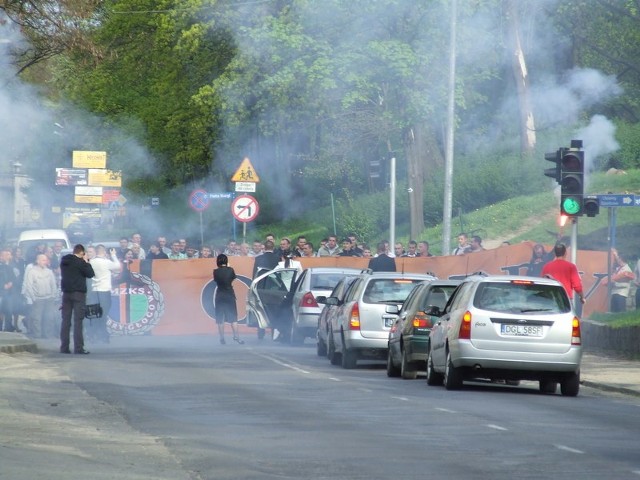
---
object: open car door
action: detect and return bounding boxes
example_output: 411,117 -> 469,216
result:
248,268 -> 299,330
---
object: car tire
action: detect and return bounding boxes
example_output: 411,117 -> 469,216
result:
539,379 -> 558,394
328,331 -> 341,365
560,371 -> 580,397
386,348 -> 400,377
426,349 -> 443,386
341,334 -> 358,369
317,338 -> 327,357
290,323 -> 304,346
444,350 -> 463,390
400,346 -> 418,380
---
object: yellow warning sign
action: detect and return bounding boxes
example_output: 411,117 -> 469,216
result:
231,157 -> 260,183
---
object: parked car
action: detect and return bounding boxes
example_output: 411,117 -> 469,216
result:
316,275 -> 360,357
246,267 -> 362,344
386,280 -> 461,379
426,274 -> 583,396
327,271 -> 436,369
66,220 -> 94,245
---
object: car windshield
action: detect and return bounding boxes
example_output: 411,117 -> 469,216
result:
363,279 -> 421,304
311,273 -> 354,290
474,281 -> 571,314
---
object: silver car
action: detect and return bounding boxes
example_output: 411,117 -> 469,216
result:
426,275 -> 583,396
327,271 -> 436,369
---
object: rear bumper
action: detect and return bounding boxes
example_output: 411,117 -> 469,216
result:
295,312 -> 319,330
344,331 -> 388,352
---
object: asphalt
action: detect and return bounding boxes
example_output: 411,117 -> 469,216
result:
1,332 -> 639,397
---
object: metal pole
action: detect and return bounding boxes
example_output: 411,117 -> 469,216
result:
442,0 -> 457,255
390,157 -> 396,256
331,193 -> 337,236
199,211 -> 204,247
570,217 -> 577,264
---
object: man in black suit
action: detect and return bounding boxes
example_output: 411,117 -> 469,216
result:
368,242 -> 396,272
252,240 -> 280,278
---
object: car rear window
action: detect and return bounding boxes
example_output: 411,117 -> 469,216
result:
473,281 -> 571,314
363,279 -> 421,304
311,273 -> 352,290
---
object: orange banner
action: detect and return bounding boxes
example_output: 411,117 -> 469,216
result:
114,242 -> 610,336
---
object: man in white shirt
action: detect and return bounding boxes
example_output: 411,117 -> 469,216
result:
22,254 -> 58,338
88,244 -> 121,343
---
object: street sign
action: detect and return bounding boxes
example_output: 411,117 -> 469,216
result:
189,189 -> 210,212
235,181 -> 256,193
209,192 -> 234,199
231,157 -> 260,183
231,194 -> 259,223
595,194 -> 636,207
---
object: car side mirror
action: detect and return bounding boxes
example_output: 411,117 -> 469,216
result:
385,304 -> 399,314
316,295 -> 327,304
325,296 -> 339,306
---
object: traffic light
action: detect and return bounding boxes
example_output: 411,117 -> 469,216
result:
560,148 -> 584,216
544,148 -> 562,183
583,195 -> 600,217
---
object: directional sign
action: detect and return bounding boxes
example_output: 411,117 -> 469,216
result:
231,157 -> 260,183
209,192 -> 234,199
596,194 -> 636,207
231,194 -> 259,223
189,189 -> 210,212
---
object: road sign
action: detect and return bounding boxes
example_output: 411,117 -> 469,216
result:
231,194 -> 259,223
595,194 -> 636,207
231,157 -> 260,183
235,182 -> 256,193
189,189 -> 210,212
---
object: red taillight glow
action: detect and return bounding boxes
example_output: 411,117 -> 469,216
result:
412,312 -> 432,329
301,292 -> 318,308
571,316 -> 581,345
459,311 -> 472,339
349,303 -> 361,330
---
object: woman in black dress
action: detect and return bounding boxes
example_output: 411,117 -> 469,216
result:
213,254 -> 244,345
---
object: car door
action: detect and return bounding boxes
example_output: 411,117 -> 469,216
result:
430,282 -> 470,368
249,268 -> 299,329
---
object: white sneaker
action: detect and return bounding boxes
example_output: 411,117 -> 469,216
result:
273,329 -> 280,340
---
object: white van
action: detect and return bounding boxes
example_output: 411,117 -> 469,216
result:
18,229 -> 71,260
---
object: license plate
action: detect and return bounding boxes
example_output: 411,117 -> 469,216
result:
500,324 -> 543,337
384,317 -> 395,328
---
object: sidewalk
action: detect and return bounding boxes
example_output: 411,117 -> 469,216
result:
1,332 -> 639,397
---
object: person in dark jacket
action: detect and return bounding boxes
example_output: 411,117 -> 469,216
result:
213,254 -> 244,345
252,239 -> 279,277
368,241 -> 396,272
59,244 -> 95,354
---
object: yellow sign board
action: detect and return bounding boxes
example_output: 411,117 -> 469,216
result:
74,195 -> 103,204
231,157 -> 260,183
73,151 -> 107,169
88,169 -> 122,187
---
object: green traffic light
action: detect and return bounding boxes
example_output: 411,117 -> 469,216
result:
562,197 -> 581,215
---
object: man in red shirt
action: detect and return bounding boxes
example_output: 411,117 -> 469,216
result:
541,243 -> 585,305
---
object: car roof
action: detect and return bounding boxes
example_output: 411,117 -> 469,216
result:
303,267 -> 364,274
463,274 -> 563,287
362,272 -> 437,280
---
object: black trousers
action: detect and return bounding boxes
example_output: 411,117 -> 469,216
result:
60,291 -> 87,352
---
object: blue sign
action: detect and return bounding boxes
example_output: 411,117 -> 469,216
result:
209,192 -> 234,199
595,194 -> 636,207
189,189 -> 210,212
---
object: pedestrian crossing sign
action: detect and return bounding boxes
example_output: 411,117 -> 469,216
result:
231,157 -> 260,183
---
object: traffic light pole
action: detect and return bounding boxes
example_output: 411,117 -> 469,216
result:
570,217 -> 577,264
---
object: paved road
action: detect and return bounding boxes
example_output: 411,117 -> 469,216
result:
2,335 -> 640,480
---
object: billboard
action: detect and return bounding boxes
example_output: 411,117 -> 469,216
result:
56,168 -> 88,186
88,169 -> 122,187
72,151 -> 107,169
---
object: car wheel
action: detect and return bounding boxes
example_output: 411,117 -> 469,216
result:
328,331 -> 341,365
444,350 -> 463,390
386,348 -> 400,377
560,371 -> 580,397
426,349 -> 443,386
341,333 -> 358,369
400,346 -> 418,380
317,337 -> 327,357
290,322 -> 304,346
539,379 -> 558,394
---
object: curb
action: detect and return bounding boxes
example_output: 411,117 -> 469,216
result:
0,342 -> 38,354
582,380 -> 640,398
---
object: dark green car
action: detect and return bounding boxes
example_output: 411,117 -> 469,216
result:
386,280 -> 461,379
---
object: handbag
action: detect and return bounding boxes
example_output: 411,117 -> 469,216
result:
85,303 -> 103,319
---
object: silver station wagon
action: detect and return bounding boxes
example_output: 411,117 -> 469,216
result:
426,275 -> 583,396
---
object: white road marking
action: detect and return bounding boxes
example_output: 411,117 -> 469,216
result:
486,424 -> 507,431
554,444 -> 584,454
391,396 -> 409,401
328,377 -> 341,381
435,407 -> 456,413
632,470 -> 640,476
253,352 -> 310,374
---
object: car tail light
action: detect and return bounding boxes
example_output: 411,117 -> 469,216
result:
300,292 -> 318,308
412,312 -> 432,329
349,303 -> 361,330
459,311 -> 472,339
571,316 -> 581,345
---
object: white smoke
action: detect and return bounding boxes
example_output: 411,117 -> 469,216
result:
576,114 -> 619,170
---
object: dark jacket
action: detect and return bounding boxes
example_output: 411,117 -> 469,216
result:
253,251 -> 280,278
60,253 -> 95,293
214,266 -> 236,300
368,254 -> 396,273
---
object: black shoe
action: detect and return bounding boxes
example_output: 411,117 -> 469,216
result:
74,349 -> 90,355
60,349 -> 71,354
220,337 -> 226,345
233,337 -> 245,345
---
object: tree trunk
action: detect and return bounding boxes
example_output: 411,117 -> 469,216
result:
405,125 -> 425,239
506,0 -> 536,156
